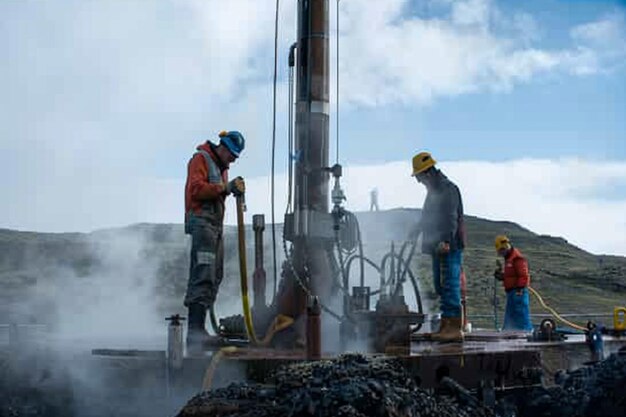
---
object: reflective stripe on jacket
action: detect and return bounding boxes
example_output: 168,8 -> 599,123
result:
503,248 -> 530,291
184,142 -> 229,228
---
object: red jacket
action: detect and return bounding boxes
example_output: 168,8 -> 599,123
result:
184,142 -> 229,217
502,248 -> 530,291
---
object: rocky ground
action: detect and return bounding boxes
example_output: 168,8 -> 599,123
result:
1,210 -> 625,417
176,353 -> 493,417
498,348 -> 626,417
176,350 -> 626,417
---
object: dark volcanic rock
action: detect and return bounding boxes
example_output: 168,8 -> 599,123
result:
504,351 -> 626,417
176,353 -> 493,417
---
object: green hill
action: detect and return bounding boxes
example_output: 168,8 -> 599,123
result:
0,209 -> 624,334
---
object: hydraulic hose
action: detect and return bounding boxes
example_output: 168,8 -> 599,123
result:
397,241 -> 417,292
528,286 -> 586,331
208,305 -> 220,335
345,254 -> 380,278
334,228 -> 350,317
353,213 -> 365,288
236,195 -> 258,344
351,249 -> 422,314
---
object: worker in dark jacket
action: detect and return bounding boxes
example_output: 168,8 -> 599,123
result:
409,152 -> 466,342
184,130 -> 246,350
494,235 -> 533,331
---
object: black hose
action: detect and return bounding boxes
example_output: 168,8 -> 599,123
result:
396,241 -> 417,294
405,267 -> 423,314
379,252 -> 397,288
328,212 -> 423,322
396,240 -> 413,284
344,254 -> 381,281
354,213 -> 366,288
208,305 -> 220,335
334,228 -> 349,316
269,0 -> 281,300
379,251 -> 423,315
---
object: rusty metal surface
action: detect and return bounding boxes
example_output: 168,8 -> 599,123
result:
462,330 -> 528,341
212,344 -> 540,389
306,297 -> 321,359
206,333 -> 626,390
252,214 -> 267,310
400,350 -> 542,389
221,348 -> 308,360
91,349 -> 166,359
348,299 -> 425,353
275,0 -> 332,326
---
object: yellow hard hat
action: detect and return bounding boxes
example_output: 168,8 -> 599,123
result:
412,152 -> 436,176
495,235 -> 511,252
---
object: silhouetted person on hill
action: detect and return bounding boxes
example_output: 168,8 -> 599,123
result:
369,188 -> 379,211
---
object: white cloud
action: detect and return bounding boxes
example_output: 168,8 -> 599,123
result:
337,2 -> 626,105
233,158 -> 626,257
1,1 -> 625,259
571,12 -> 626,49
2,157 -> 625,257
569,12 -> 626,74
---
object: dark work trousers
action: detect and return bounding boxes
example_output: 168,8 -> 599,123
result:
184,215 -> 224,308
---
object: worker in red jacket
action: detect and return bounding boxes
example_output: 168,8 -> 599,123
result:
184,130 -> 246,350
493,235 -> 533,332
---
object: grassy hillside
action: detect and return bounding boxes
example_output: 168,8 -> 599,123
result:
460,213 -> 626,328
0,209 -> 624,334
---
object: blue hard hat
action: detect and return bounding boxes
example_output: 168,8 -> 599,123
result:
218,130 -> 245,157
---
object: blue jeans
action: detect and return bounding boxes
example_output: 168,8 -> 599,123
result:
431,250 -> 463,318
503,288 -> 533,331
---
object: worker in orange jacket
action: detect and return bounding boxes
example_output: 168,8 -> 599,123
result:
184,130 -> 246,350
493,235 -> 533,332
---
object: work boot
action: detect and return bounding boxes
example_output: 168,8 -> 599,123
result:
431,317 -> 464,343
186,304 -> 222,352
425,317 -> 449,340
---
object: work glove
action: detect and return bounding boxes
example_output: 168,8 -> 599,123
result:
493,268 -> 504,281
437,241 -> 450,255
225,176 -> 245,197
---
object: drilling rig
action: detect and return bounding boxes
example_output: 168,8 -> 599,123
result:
88,1 -> 626,404
212,0 -> 426,354
274,0 -> 335,337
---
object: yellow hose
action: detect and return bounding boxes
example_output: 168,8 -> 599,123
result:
199,196 -> 254,392
236,195 -> 258,344
202,346 -> 238,390
528,286 -> 587,331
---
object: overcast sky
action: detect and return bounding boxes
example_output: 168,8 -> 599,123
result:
1,0 -> 625,255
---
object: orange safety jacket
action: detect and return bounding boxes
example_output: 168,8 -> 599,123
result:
502,248 -> 530,291
184,142 -> 228,219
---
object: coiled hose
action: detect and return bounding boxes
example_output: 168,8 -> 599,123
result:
528,286 -> 586,331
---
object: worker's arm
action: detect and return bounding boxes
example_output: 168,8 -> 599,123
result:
513,257 -> 530,288
187,154 -> 225,201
